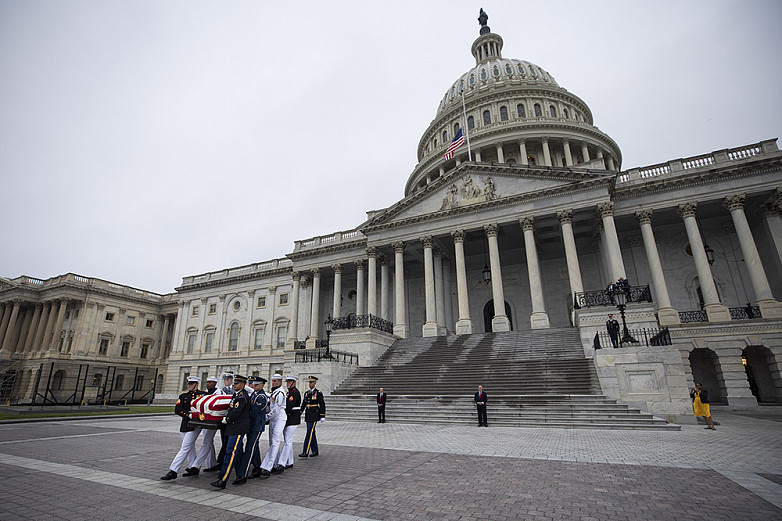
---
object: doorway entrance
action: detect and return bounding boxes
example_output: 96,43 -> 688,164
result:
483,300 -> 513,332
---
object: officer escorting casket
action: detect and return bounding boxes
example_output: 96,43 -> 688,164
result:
160,376 -> 205,480
210,374 -> 250,489
299,375 -> 325,458
235,376 -> 268,483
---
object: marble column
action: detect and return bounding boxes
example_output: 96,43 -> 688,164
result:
159,314 -> 171,360
48,300 -> 68,353
724,194 -> 782,318
677,203 -> 730,322
443,257 -> 454,333
289,272 -> 301,342
421,236 -> 440,337
451,230 -> 473,334
308,268 -> 321,345
367,248 -> 378,317
31,301 -> 52,353
485,224 -> 510,332
332,264 -> 342,319
380,257 -> 389,321
14,307 -> 34,354
518,139 -> 528,166
22,303 -> 43,354
496,143 -> 504,163
0,300 -> 20,354
557,210 -> 584,304
597,202 -> 627,282
433,247 -> 447,335
581,142 -> 590,162
542,138 -> 552,167
606,156 -> 616,170
520,217 -> 550,329
392,242 -> 409,338
355,260 -> 366,317
764,196 -> 782,271
42,300 -> 59,350
563,139 -> 573,166
0,303 -> 8,348
635,210 -> 679,325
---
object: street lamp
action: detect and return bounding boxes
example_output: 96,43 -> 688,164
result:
612,288 -> 637,345
323,315 -> 333,357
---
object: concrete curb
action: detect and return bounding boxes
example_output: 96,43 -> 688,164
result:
0,412 -> 172,425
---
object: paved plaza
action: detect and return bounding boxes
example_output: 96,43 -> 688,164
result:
1,410 -> 781,520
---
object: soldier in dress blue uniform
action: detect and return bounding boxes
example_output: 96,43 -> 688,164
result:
299,375 -> 325,458
160,376 -> 205,480
210,374 -> 250,489
235,376 -> 268,482
206,372 -> 234,473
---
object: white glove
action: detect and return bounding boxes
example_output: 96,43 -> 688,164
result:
320,418 -> 325,422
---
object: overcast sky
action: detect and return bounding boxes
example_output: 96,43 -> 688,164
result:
1,1 -> 780,294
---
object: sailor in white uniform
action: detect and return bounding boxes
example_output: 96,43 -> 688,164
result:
259,374 -> 287,477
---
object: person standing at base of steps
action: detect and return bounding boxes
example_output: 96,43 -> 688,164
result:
299,375 -> 325,458
606,314 -> 620,349
474,385 -> 488,427
376,388 -> 387,423
690,382 -> 716,430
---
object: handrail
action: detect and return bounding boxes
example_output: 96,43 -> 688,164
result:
332,314 -> 394,334
574,285 -> 652,308
594,327 -> 671,349
294,348 -> 358,365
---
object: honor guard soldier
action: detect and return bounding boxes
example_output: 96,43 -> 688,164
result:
189,376 -> 220,475
210,374 -> 250,489
236,376 -> 268,482
207,373 -> 234,473
277,375 -> 302,469
160,376 -> 205,480
299,375 -> 325,458
259,374 -> 287,477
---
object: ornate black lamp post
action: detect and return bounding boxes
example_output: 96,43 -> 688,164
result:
612,288 -> 637,345
323,315 -> 333,357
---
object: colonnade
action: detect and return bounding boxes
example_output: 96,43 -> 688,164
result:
285,191 -> 782,342
0,298 -> 70,356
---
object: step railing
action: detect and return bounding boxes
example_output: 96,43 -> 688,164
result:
294,348 -> 358,365
593,327 -> 671,349
332,314 -> 393,334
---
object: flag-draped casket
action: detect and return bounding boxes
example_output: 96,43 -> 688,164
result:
189,394 -> 232,429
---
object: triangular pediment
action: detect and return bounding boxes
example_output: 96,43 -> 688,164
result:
363,164 -> 612,231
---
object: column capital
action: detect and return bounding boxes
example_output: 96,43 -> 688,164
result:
366,246 -> 379,258
300,276 -> 310,288
331,263 -> 343,274
677,202 -> 698,218
292,271 -> 302,281
432,246 -> 442,257
634,209 -> 653,225
311,267 -> 321,277
451,229 -> 466,243
556,209 -> 573,224
379,256 -> 388,266
723,193 -> 746,211
517,137 -> 526,144
484,223 -> 499,238
268,285 -> 277,294
597,202 -> 614,218
354,259 -> 365,270
519,216 -> 535,231
541,136 -> 549,144
392,241 -> 405,253
420,236 -> 434,248
764,202 -> 781,216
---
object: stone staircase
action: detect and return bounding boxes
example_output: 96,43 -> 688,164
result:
328,329 -> 678,430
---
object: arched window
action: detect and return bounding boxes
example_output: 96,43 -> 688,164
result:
517,104 -> 526,118
228,322 -> 239,351
92,373 -> 103,388
482,110 -> 491,125
480,69 -> 487,80
530,67 -> 538,78
275,320 -> 289,349
53,370 -> 65,391
454,122 -> 460,134
518,64 -> 526,76
534,104 -> 542,117
467,116 -> 474,130
442,130 -> 448,142
492,66 -> 500,77
528,156 -> 537,165
433,138 -> 437,147
499,106 -> 508,121
458,80 -> 464,92
549,105 -> 557,117
505,64 -> 513,75
469,73 -> 475,85
563,108 -> 569,119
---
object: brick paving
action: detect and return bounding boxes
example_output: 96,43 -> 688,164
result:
0,411 -> 780,520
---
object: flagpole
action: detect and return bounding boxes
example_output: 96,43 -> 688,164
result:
461,89 -> 472,162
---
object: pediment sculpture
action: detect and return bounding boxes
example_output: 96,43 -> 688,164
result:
441,175 -> 498,210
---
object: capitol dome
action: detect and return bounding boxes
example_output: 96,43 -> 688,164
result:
405,24 -> 622,196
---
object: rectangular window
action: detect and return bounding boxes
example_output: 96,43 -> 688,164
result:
209,303 -> 217,314
205,332 -> 214,353
114,374 -> 124,390
65,336 -> 73,353
99,338 -> 109,355
276,324 -> 287,348
73,309 -> 79,318
145,319 -> 154,328
105,312 -> 115,322
252,370 -> 259,378
279,293 -> 288,305
187,333 -> 196,354
92,373 -> 103,387
120,341 -> 130,357
64,311 -> 71,320
135,375 -> 145,391
126,316 -> 135,326
140,343 -> 150,359
181,372 -> 190,391
192,306 -> 199,317
254,328 -> 264,350
257,296 -> 266,308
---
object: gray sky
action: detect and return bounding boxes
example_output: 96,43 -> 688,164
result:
2,1 -> 780,294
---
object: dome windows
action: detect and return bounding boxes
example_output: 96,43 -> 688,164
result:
493,66 -> 500,77
480,69 -> 487,80
500,106 -> 508,121
467,115 -> 475,130
518,64 -> 526,77
454,122 -> 460,134
549,105 -> 557,118
483,110 -> 491,125
442,130 -> 448,142
530,67 -> 538,78
534,103 -> 542,117
517,103 -> 526,118
563,108 -> 569,119
449,87 -> 455,99
469,73 -> 475,86
459,80 -> 464,92
505,64 -> 513,75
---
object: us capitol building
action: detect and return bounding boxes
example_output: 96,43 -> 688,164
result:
2,15 -> 781,424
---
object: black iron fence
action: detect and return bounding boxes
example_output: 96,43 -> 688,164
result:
294,348 -> 359,365
574,285 -> 652,308
679,306 -> 762,323
332,314 -> 394,334
594,327 -> 671,349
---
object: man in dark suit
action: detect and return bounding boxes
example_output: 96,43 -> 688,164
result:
474,385 -> 488,426
211,374 -> 250,489
606,314 -> 620,348
376,388 -> 387,423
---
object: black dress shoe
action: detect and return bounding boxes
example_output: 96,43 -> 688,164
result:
270,465 -> 285,474
182,467 -> 199,477
204,464 -> 221,472
310,452 -> 318,457
285,464 -> 293,469
247,469 -> 261,479
298,453 -> 309,458
210,479 -> 226,489
258,469 -> 271,479
232,477 -> 247,485
160,470 -> 177,481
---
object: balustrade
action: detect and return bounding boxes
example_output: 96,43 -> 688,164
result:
331,314 -> 394,334
574,285 -> 652,308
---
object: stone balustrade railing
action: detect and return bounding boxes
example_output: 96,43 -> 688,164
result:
617,139 -> 777,185
181,258 -> 293,286
293,229 -> 366,252
12,273 -> 167,300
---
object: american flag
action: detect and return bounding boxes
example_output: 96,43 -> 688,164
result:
443,128 -> 464,161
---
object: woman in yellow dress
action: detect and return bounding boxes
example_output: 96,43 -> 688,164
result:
690,382 -> 716,430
